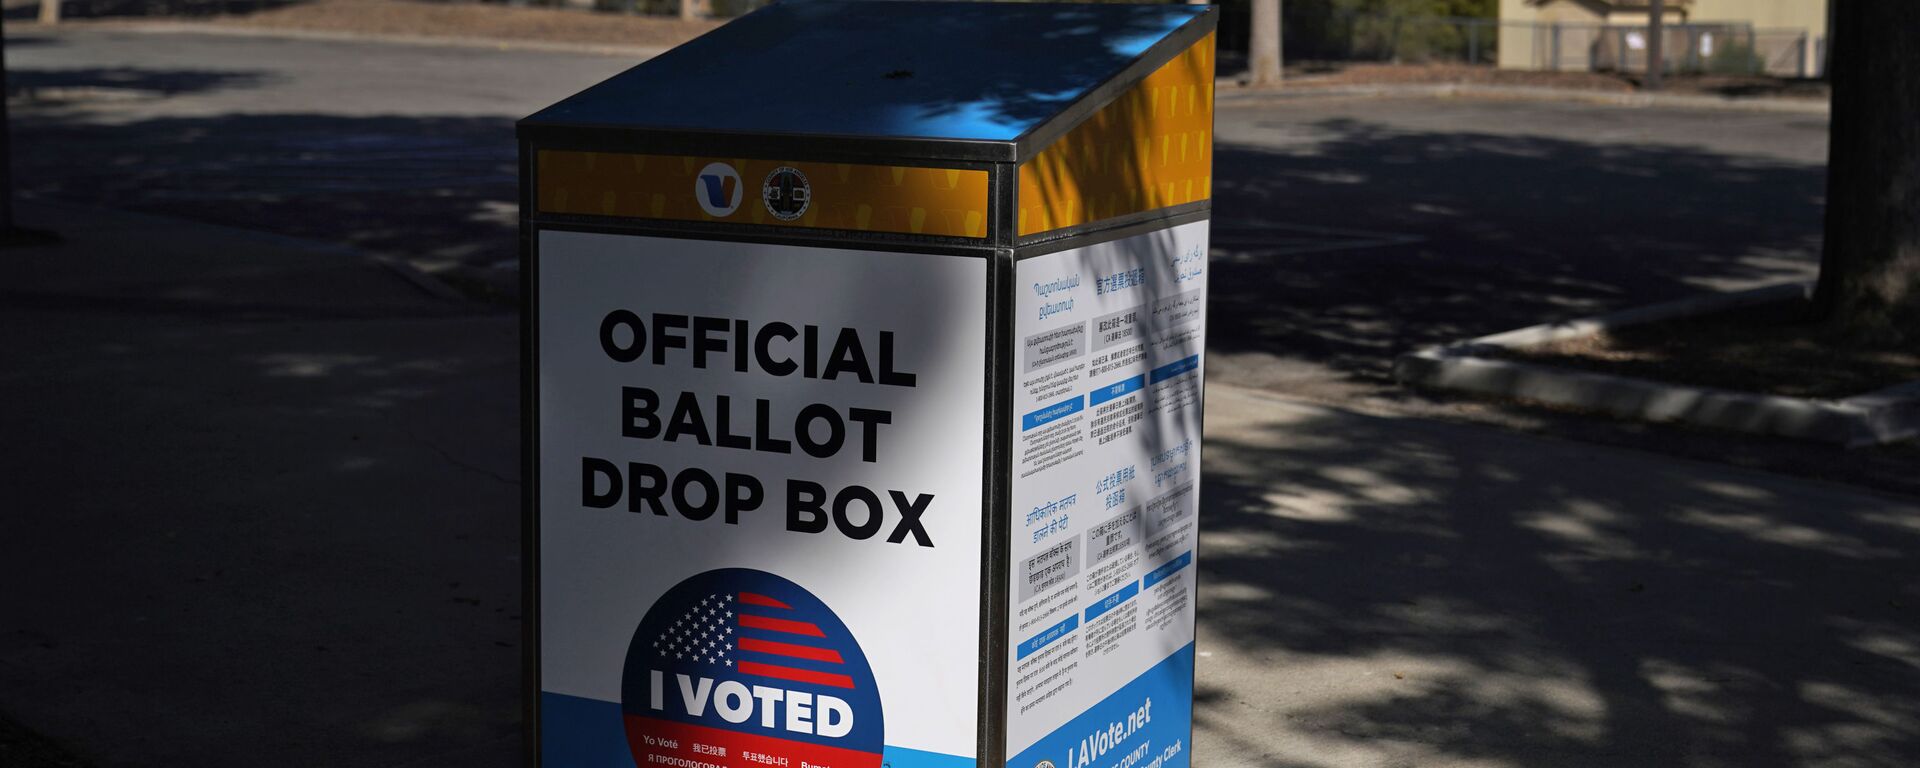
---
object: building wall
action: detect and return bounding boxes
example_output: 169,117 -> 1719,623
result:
1692,0 -> 1828,76
1498,0 -> 1628,70
1498,0 -> 1829,75
1692,0 -> 1827,35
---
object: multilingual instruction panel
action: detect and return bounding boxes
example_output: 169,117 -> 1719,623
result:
1005,221 -> 1207,768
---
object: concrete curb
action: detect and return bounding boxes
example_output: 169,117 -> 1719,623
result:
1219,81 -> 1830,115
29,21 -> 669,59
438,259 -> 523,304
1394,282 -> 1920,447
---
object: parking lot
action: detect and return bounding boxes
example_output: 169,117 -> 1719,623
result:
11,30 -> 1830,380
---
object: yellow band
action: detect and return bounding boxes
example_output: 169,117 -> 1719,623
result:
1017,33 -> 1216,237
537,151 -> 991,239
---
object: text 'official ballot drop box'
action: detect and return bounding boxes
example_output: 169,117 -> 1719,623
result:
519,3 -> 1215,768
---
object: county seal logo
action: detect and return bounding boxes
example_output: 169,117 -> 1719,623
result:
763,166 -> 811,221
622,568 -> 884,768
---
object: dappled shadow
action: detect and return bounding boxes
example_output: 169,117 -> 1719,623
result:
11,110 -> 519,269
530,0 -> 1208,140
876,3 -> 1208,130
0,298 -> 523,766
7,66 -> 270,100
1194,390 -> 1920,766
1206,118 -> 1826,387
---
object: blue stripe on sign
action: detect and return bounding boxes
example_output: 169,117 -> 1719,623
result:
542,691 -> 978,768
1088,375 -> 1145,406
1142,551 -> 1193,589
1150,355 -> 1201,384
1017,614 -> 1080,660
1008,644 -> 1196,768
882,744 -> 977,768
1023,395 -> 1085,431
1085,580 -> 1140,621
540,692 -> 637,768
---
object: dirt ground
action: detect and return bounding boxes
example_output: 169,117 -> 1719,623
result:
1280,61 -> 1831,100
13,0 -> 724,49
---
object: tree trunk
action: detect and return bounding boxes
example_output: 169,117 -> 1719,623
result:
1812,1 -> 1920,341
1645,0 -> 1664,90
1249,0 -> 1281,87
678,0 -> 698,22
0,15 -> 12,232
38,0 -> 60,25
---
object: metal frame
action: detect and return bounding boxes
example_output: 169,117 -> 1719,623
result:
517,7 -> 1216,765
520,144 -> 1012,768
519,124 -> 1019,165
1015,202 -> 1214,254
1009,13 -> 1219,161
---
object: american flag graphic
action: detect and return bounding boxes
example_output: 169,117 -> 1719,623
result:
652,591 -> 858,690
622,568 -> 884,768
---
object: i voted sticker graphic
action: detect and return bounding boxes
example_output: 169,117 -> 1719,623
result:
622,569 -> 884,768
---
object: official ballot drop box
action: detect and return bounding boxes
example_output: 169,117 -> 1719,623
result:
520,3 -> 1216,767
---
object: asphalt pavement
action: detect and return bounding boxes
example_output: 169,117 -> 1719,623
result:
1196,386 -> 1920,768
8,26 -> 629,273
1204,96 -> 1827,394
4,24 -> 1912,768
3,203 -> 1914,767
9,27 -> 1829,357
1,200 -> 519,768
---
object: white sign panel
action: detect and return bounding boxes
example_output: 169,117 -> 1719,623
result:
537,230 -> 986,768
1005,222 -> 1207,768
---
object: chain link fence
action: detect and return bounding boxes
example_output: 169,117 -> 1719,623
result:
1328,14 -> 1820,78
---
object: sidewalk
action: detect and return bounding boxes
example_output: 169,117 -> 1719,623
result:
2,201 -> 469,315
0,203 -> 521,768
1,205 -> 1914,766
1196,385 -> 1920,767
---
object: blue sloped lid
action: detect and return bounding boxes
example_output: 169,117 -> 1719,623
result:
522,0 -> 1208,143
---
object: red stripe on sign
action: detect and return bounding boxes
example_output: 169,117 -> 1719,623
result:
739,592 -> 792,609
624,715 -> 880,768
737,661 -> 857,689
738,614 -> 825,637
739,637 -> 845,664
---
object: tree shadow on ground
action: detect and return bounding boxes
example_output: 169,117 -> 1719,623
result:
10,52 -> 1829,340
7,67 -> 270,99
1207,119 -> 1826,387
0,302 -> 523,768
1195,395 -> 1920,767
12,110 -> 519,270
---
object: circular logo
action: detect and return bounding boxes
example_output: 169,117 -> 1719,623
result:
695,162 -> 744,218
622,569 -> 883,768
763,166 -> 811,221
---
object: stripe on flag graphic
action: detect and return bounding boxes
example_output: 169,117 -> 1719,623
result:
653,591 -> 857,689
